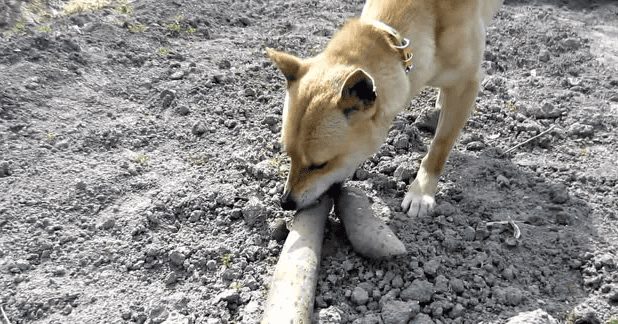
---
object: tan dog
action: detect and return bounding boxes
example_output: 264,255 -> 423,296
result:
268,0 -> 502,217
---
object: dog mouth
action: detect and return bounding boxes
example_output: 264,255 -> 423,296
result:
282,182 -> 344,211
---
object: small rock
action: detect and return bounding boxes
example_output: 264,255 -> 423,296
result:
393,162 -> 414,182
496,175 -> 510,188
609,291 -> 618,302
250,160 -> 278,180
450,278 -> 465,294
594,253 -> 616,270
62,304 -> 73,315
262,114 -> 279,126
318,306 -> 345,324
434,275 -> 449,293
391,274 -> 404,288
242,196 -> 267,226
538,49 -> 551,62
567,122 -> 594,138
148,304 -> 169,324
98,217 -> 115,230
504,309 -> 558,324
466,141 -> 485,151
393,134 -> 409,149
381,300 -> 419,324
177,106 -> 190,116
409,313 -> 435,324
0,160 -> 10,176
493,286 -> 523,306
170,71 -> 185,80
562,38 -> 581,51
351,286 -> 369,305
206,260 -> 217,270
189,210 -> 204,222
165,272 -> 177,285
169,250 -> 186,267
414,109 -> 440,133
449,303 -> 465,318
423,258 -> 441,278
555,212 -> 573,225
191,121 -> 207,136
217,289 -> 240,303
525,102 -> 562,119
549,183 -> 569,204
401,279 -> 434,303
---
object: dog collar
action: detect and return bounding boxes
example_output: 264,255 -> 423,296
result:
366,19 -> 414,73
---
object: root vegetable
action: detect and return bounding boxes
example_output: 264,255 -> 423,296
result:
261,196 -> 333,324
333,186 -> 407,259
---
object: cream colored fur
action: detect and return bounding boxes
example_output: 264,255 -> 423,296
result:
268,0 -> 502,216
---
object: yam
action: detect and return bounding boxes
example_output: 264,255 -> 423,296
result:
261,196 -> 332,324
333,186 -> 407,259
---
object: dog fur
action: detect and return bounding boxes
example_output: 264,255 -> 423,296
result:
268,0 -> 502,216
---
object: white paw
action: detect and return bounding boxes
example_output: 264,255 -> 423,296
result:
401,192 -> 436,217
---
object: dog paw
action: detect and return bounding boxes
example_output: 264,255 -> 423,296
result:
401,192 -> 435,217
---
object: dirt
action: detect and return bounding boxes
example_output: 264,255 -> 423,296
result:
0,0 -> 617,323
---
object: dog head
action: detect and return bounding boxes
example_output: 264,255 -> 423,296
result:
267,19 -> 410,210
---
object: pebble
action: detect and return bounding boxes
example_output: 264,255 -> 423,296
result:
318,306 -> 345,323
409,313 -> 435,324
165,272 -> 177,285
549,183 -> 569,204
538,49 -> 551,62
466,141 -> 485,151
216,289 -> 240,303
594,253 -> 616,270
98,217 -> 115,230
525,102 -> 562,119
206,260 -> 217,270
148,304 -> 169,324
496,174 -> 510,188
0,160 -> 10,176
504,309 -> 557,324
177,105 -> 190,115
414,109 -> 440,133
191,121 -> 207,136
351,286 -> 369,305
423,258 -> 441,278
609,291 -> 618,302
401,279 -> 434,303
567,122 -> 594,138
242,196 -> 267,226
170,71 -> 184,80
492,286 -> 523,306
381,300 -> 419,324
393,162 -> 414,182
169,250 -> 186,267
450,278 -> 464,294
449,303 -> 465,318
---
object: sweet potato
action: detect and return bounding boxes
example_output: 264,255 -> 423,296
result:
261,196 -> 332,324
333,186 -> 407,259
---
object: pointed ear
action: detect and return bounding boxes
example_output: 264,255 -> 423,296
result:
266,48 -> 303,83
339,69 -> 377,119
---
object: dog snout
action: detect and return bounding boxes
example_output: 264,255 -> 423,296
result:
280,191 -> 297,210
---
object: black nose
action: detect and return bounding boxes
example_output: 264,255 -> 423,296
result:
280,191 -> 296,210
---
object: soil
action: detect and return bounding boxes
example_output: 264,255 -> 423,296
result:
1,0 -> 617,323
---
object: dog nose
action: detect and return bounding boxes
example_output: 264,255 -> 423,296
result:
280,191 -> 296,210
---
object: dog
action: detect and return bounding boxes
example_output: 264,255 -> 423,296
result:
267,0 -> 502,217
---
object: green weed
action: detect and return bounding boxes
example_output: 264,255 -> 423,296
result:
37,25 -> 52,33
128,23 -> 147,33
157,48 -> 170,56
12,22 -> 25,33
115,1 -> 133,14
46,132 -> 57,142
168,22 -> 181,32
64,0 -> 109,16
607,316 -> 618,324
504,101 -> 520,112
220,253 -> 232,268
132,154 -> 150,165
186,27 -> 197,34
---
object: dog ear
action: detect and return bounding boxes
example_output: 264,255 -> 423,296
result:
339,69 -> 377,119
266,48 -> 303,83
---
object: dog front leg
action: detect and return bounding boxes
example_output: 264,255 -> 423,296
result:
402,76 -> 481,217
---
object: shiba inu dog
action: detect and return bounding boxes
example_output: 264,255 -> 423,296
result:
268,0 -> 502,217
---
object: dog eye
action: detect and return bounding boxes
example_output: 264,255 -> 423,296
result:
308,162 -> 328,171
